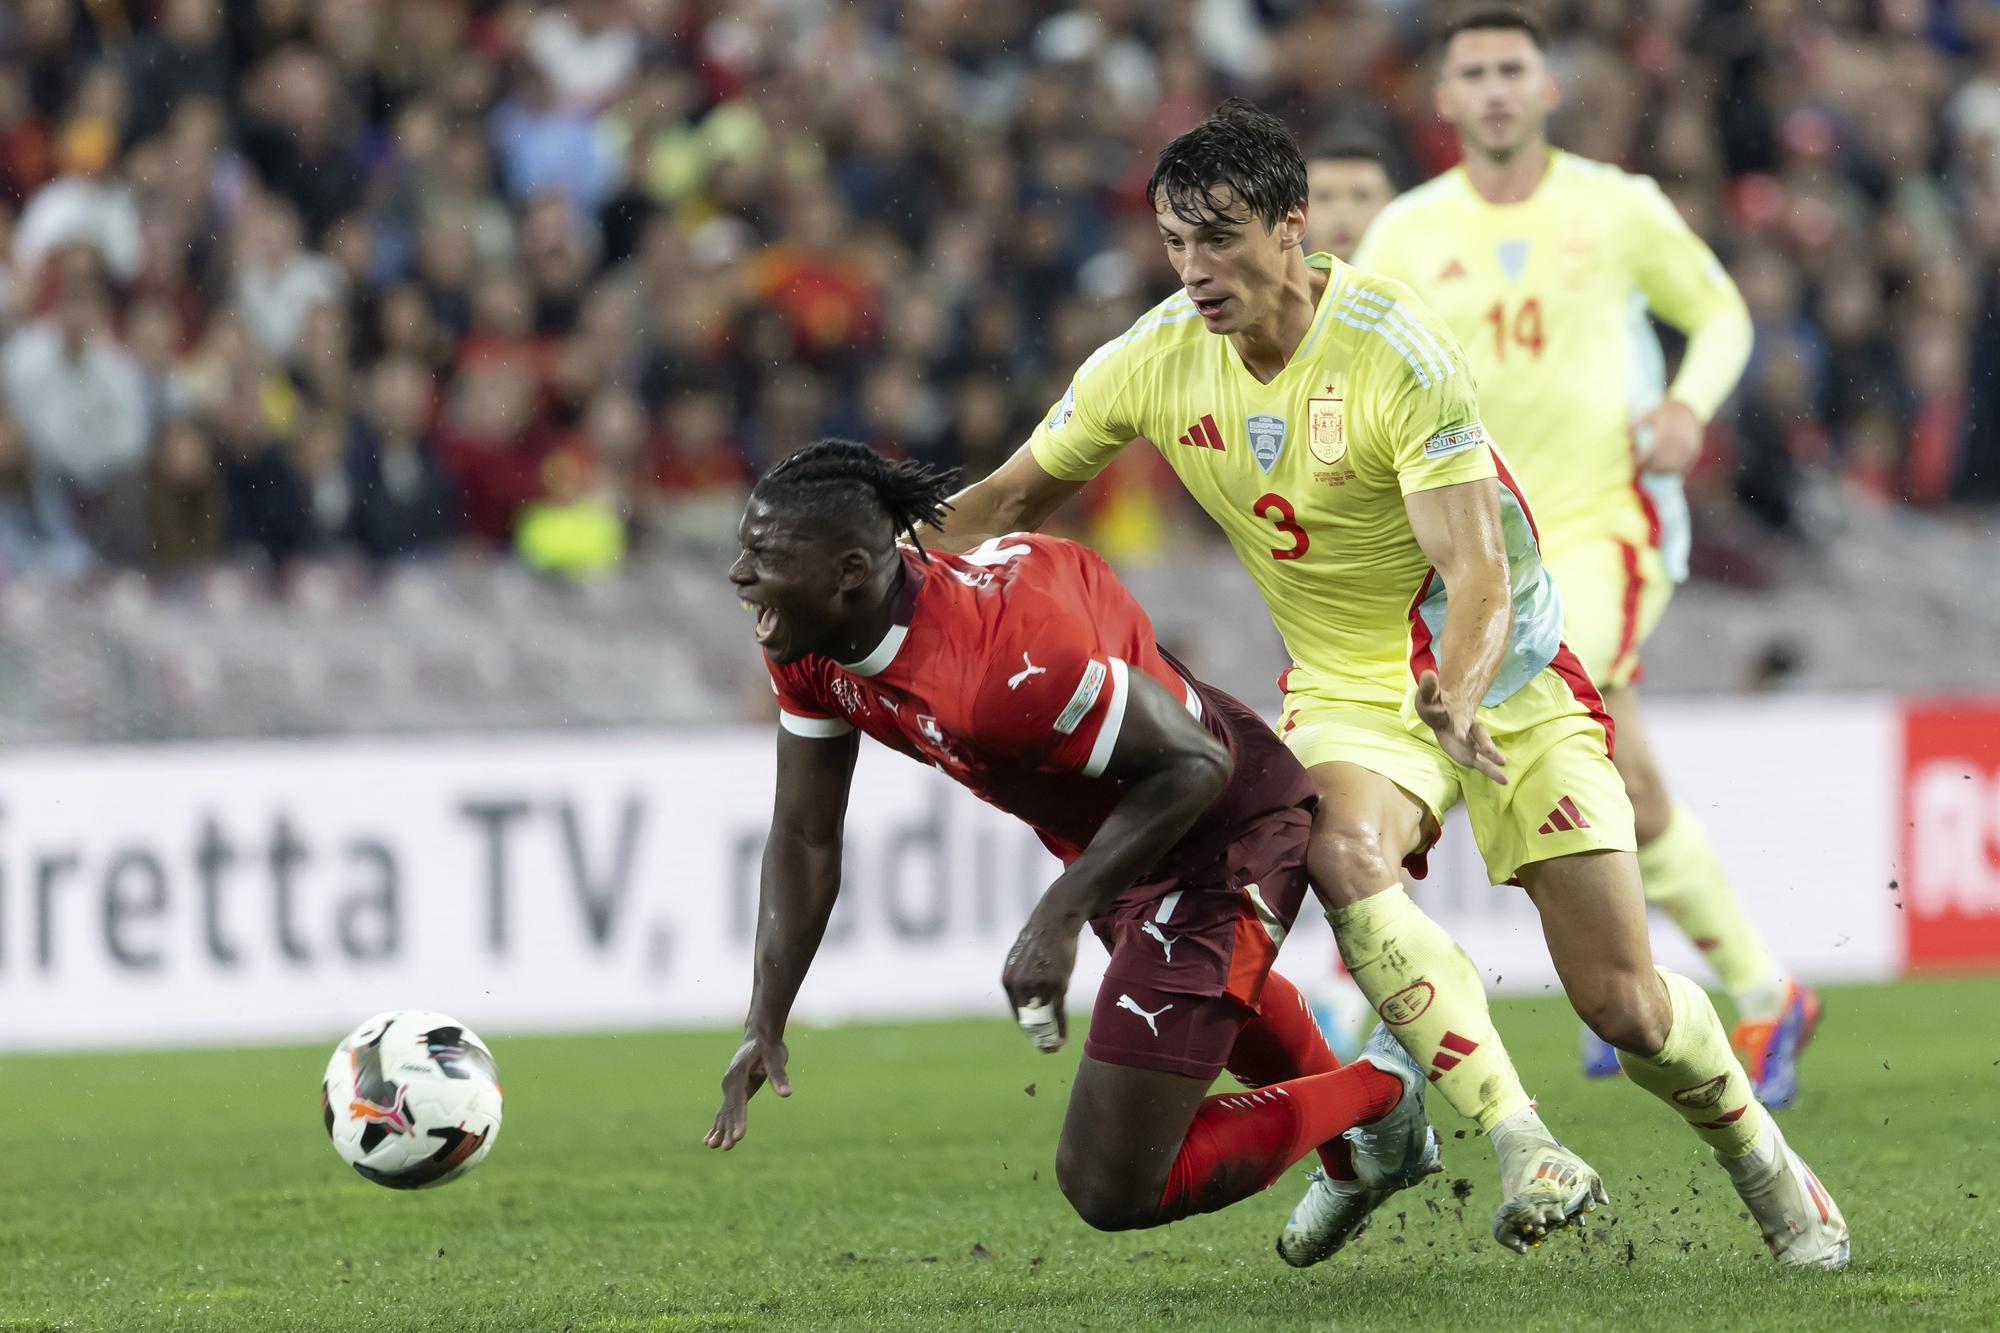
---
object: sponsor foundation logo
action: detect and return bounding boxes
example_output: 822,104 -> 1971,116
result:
1423,422 -> 1489,459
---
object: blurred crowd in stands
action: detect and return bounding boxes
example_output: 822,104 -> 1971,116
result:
0,0 -> 1994,593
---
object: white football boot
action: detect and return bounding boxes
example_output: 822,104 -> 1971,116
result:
1720,1119 -> 1851,1269
1490,1109 -> 1607,1254
1277,1023 -> 1442,1266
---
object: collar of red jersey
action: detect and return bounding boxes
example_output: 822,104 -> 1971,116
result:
837,623 -> 907,677
834,555 -> 925,678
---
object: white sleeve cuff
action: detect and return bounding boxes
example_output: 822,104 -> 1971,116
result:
779,711 -> 854,738
1080,657 -> 1130,779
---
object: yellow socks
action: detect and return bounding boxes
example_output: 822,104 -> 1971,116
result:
1326,885 -> 1532,1132
1615,968 -> 1772,1158
1637,803 -> 1787,1018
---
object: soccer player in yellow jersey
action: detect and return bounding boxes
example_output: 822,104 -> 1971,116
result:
942,98 -> 1848,1269
1353,6 -> 1820,1106
1305,135 -> 1396,263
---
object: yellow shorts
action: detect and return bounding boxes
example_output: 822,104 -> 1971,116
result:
1542,536 -> 1673,691
1278,661 -> 1636,885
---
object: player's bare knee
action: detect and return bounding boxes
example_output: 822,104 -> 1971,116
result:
1574,973 -> 1671,1056
1055,1152 -> 1155,1232
1307,825 -> 1397,907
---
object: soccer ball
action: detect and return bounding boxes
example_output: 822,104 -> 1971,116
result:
321,1011 -> 504,1189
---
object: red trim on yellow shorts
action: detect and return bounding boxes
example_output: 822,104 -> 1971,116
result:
1613,538 -> 1644,682
1631,474 -> 1663,548
1548,643 -> 1616,757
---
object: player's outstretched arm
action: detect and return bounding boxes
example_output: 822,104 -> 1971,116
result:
1404,480 -> 1514,784
1633,182 -> 1753,474
936,442 -> 1086,550
1002,671 -> 1232,1051
706,727 -> 860,1150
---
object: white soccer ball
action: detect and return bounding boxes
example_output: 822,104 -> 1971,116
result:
321,1010 -> 504,1189
1303,975 -> 1377,1064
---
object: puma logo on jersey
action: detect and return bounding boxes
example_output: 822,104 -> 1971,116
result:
1007,653 -> 1048,690
1116,994 -> 1173,1036
1139,920 -> 1178,962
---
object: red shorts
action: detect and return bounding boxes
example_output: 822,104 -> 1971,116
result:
1081,802 -> 1313,1080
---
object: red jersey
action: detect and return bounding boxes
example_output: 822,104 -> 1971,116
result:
766,535 -> 1312,897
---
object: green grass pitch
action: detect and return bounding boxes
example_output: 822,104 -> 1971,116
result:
3,976 -> 1995,1331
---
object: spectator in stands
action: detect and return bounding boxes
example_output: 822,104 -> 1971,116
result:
435,357 -> 548,547
1955,187 -> 2000,502
0,255 -> 149,559
0,61 -> 54,210
293,411 -> 359,551
0,406 -> 91,581
516,444 -> 624,579
11,76 -> 140,289
348,356 -> 460,562
214,372 -> 315,571
121,0 -> 231,147
490,64 -> 622,225
0,0 -> 1987,603
525,0 -> 642,113
238,46 -> 361,243
142,416 -> 225,578
232,191 -> 345,364
645,386 -> 748,550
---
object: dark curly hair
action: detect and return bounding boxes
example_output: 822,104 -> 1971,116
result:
751,439 -> 960,560
1147,98 -> 1308,232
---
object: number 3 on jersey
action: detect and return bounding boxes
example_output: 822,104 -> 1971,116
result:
1254,493 -> 1309,560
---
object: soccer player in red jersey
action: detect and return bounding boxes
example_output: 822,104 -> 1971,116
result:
706,439 -> 1440,1239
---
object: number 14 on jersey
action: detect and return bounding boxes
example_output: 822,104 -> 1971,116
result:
1484,297 -> 1544,360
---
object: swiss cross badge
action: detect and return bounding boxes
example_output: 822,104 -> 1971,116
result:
1308,398 -> 1346,465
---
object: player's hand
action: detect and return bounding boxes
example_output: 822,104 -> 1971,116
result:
1633,400 -> 1703,475
1002,908 -> 1080,1053
704,1033 -> 791,1151
1414,670 -> 1509,785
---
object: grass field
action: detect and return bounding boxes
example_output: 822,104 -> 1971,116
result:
2,977 -> 1996,1332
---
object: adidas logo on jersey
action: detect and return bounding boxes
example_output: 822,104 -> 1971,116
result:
1177,414 -> 1225,451
1538,796 -> 1592,835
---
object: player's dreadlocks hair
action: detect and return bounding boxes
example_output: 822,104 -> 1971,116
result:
752,439 -> 961,561
1148,98 -> 1308,232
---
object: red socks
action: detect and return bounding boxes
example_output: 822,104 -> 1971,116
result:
1154,971 -> 1402,1223
1155,1062 -> 1404,1222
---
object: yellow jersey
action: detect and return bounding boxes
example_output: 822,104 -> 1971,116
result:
1030,253 -> 1565,709
1353,151 -> 1751,578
